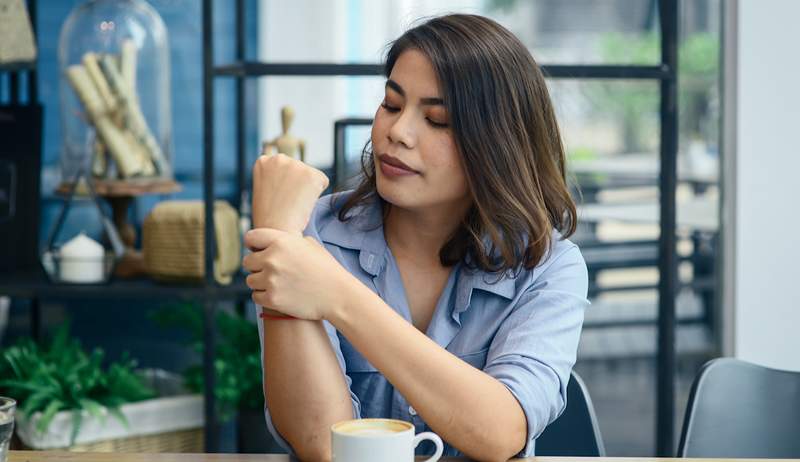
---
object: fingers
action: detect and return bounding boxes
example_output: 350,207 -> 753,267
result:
241,252 -> 263,273
244,227 -> 286,251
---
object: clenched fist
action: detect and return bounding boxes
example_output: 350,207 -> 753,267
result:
251,153 -> 329,234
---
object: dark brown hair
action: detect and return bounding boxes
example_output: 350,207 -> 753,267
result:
339,14 -> 577,274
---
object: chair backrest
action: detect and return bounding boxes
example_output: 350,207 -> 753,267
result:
535,370 -> 605,456
678,357 -> 800,458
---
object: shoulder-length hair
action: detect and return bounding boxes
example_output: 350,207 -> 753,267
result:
339,14 -> 577,274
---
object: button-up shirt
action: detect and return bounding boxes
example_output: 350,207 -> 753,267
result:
257,191 -> 589,458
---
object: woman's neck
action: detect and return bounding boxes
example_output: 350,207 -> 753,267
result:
383,200 -> 470,266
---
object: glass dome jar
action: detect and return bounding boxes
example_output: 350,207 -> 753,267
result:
58,0 -> 173,183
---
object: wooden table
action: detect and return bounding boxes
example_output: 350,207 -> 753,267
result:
7,453 -> 790,462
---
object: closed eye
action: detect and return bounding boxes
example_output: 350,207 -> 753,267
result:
381,102 -> 400,113
426,118 -> 449,129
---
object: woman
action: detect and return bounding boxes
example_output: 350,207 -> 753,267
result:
243,14 -> 588,461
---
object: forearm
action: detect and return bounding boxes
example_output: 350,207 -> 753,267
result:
263,319 -> 353,460
328,282 -> 527,461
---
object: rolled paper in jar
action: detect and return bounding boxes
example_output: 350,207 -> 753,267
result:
91,138 -> 108,177
100,55 -> 171,177
121,39 -> 137,94
66,65 -> 144,177
82,52 -> 118,113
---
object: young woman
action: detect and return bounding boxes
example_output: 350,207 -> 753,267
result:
243,14 -> 588,461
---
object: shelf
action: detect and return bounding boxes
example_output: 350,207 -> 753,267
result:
0,271 -> 251,300
214,61 -> 383,77
213,61 -> 672,80
0,61 -> 36,72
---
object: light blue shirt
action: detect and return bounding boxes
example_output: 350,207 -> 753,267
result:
257,191 -> 589,458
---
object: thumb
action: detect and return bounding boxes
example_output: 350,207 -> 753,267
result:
244,227 -> 289,251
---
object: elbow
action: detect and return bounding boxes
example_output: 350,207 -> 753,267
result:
460,422 -> 526,462
481,437 -> 525,462
287,432 -> 332,462
294,446 -> 332,462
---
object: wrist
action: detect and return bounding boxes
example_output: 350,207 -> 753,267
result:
256,218 -> 305,235
325,272 -> 369,327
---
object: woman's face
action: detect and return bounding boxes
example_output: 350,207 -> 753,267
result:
371,49 -> 470,214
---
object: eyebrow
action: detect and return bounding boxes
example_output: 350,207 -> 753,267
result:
386,79 -> 445,106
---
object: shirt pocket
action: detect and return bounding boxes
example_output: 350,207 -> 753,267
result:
457,348 -> 490,370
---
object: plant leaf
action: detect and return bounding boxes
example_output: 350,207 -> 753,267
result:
69,409 -> 84,445
36,399 -> 64,434
107,406 -> 129,429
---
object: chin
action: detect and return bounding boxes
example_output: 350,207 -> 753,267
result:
376,179 -> 407,207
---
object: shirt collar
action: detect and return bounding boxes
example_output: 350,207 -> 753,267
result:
453,267 -> 517,319
319,193 -> 518,310
318,194 -> 387,276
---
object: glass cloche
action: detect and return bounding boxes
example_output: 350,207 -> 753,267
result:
58,0 -> 173,183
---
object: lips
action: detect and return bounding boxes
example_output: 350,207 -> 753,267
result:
377,154 -> 419,174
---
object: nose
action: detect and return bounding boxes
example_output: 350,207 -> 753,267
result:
387,109 -> 416,149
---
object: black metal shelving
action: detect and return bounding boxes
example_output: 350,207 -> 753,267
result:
0,0 -> 239,454
204,0 -> 681,455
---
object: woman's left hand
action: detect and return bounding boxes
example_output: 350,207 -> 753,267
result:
243,228 -> 355,320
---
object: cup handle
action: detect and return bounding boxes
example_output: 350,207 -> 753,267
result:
413,431 -> 444,461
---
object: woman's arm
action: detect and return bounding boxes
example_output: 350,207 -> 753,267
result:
245,228 -> 587,461
261,319 -> 353,461
329,282 -> 527,462
250,155 -> 353,461
244,230 -> 526,461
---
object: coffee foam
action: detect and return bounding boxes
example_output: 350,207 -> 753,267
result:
333,419 -> 412,437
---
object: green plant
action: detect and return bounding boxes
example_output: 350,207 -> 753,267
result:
151,303 -> 262,422
0,324 -> 155,444
586,31 -> 720,152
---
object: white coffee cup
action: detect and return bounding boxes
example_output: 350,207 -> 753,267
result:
331,418 -> 444,462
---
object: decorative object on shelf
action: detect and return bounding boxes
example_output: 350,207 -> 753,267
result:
142,200 -> 241,285
58,0 -> 173,184
52,232 -> 109,284
42,168 -> 125,285
0,0 -> 37,68
55,176 -> 181,279
261,106 -> 306,162
0,325 -> 203,452
0,104 -> 43,274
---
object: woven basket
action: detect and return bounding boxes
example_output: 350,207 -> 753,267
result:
19,428 -> 204,453
143,200 -> 240,284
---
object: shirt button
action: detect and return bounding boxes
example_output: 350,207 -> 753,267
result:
408,406 -> 417,416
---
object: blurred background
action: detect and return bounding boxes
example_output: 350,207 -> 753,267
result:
2,0 -> 797,457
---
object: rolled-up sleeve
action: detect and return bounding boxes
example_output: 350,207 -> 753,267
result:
482,245 -> 589,457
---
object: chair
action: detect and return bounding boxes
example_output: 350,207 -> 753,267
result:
535,370 -> 605,456
678,357 -> 800,458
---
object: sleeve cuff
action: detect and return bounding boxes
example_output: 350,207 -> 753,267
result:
485,361 -> 566,457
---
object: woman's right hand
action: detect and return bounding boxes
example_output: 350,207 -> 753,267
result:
251,153 -> 329,234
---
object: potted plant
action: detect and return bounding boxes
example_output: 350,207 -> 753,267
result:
0,324 -> 203,451
152,303 -> 284,453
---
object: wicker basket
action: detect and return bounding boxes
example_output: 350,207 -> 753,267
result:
19,428 -> 204,453
14,369 -> 204,453
143,200 -> 240,284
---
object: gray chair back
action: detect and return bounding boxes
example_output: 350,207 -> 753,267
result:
678,357 -> 800,458
536,370 -> 605,456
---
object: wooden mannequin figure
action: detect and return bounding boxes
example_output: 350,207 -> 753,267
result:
261,106 -> 306,162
